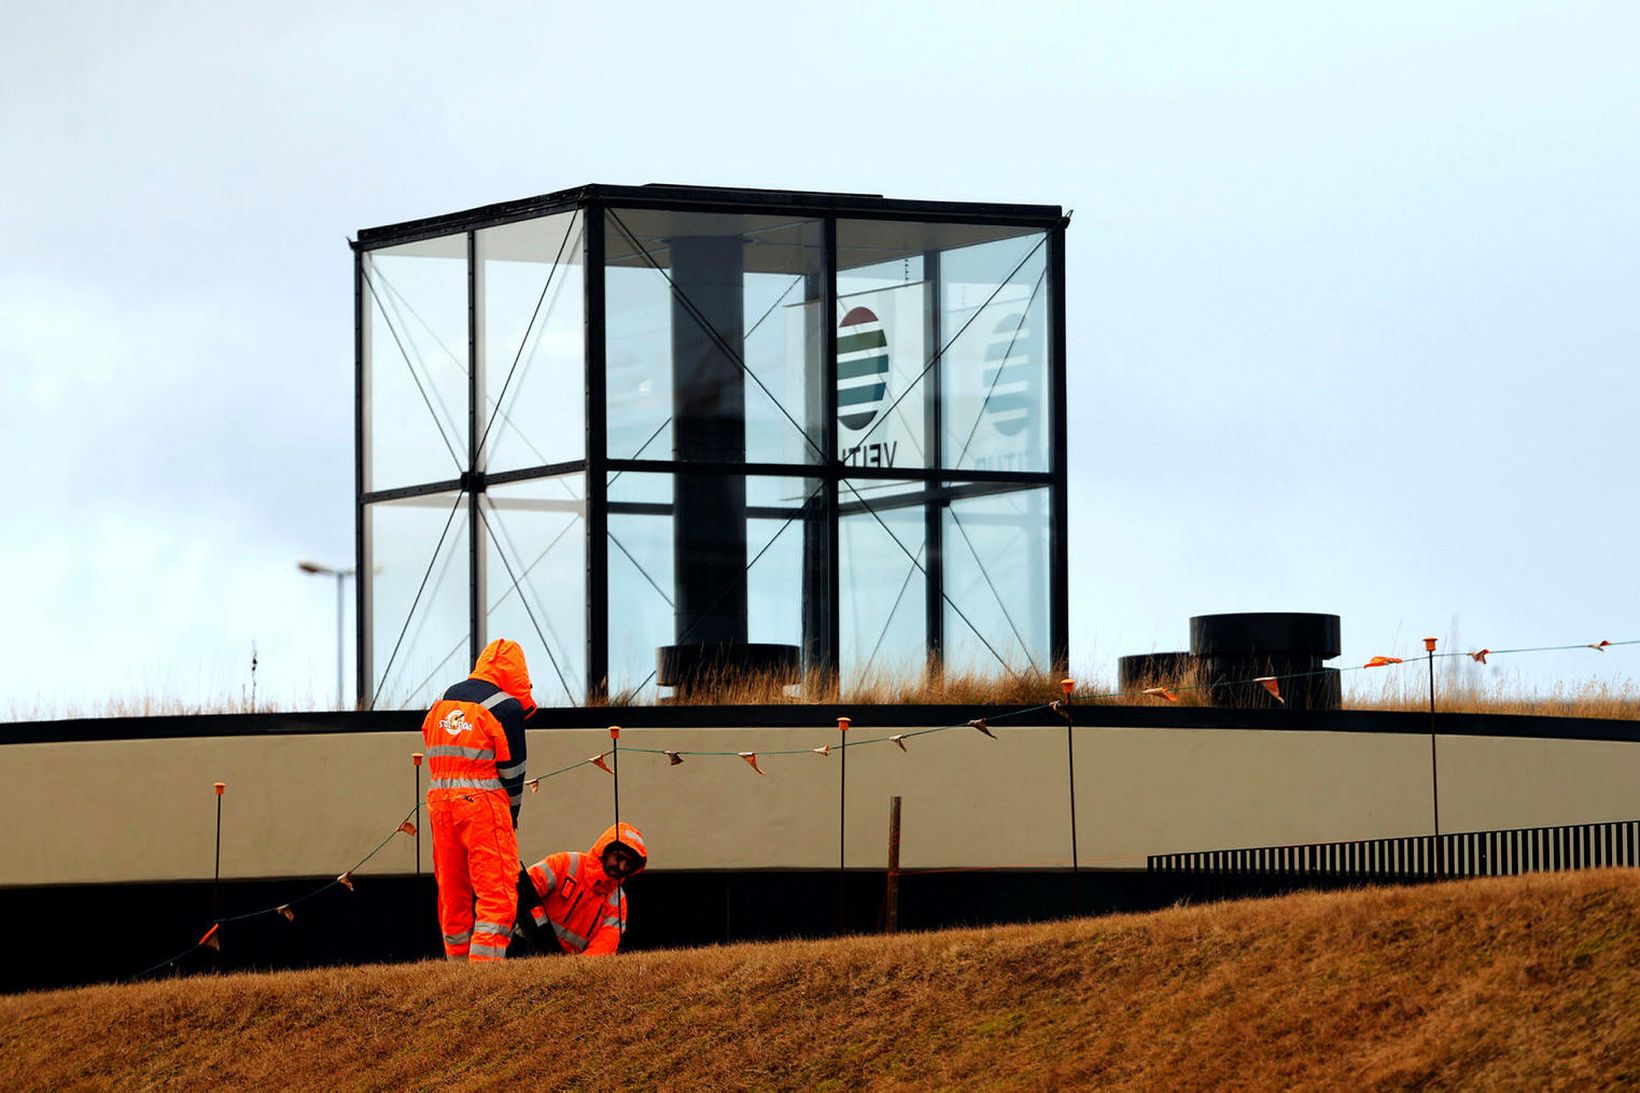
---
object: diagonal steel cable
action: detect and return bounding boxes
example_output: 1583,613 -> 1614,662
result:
404,512 -> 582,701
862,540 -> 926,676
369,492 -> 467,710
478,501 -> 575,702
607,272 -> 807,488
360,262 -> 465,473
948,506 -> 1034,664
622,479 -> 825,697
950,265 -> 1047,470
475,209 -> 582,464
840,479 -> 1022,680
850,235 -> 1047,453
607,210 -> 825,462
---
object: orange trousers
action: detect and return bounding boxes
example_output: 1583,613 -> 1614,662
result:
428,791 -> 518,961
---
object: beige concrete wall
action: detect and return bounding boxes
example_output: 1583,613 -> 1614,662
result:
3,722 -> 1637,886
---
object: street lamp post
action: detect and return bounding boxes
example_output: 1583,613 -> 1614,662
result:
298,560 -> 356,710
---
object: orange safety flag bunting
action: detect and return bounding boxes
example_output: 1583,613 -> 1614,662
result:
1253,676 -> 1284,704
527,779 -> 541,794
199,924 -> 221,951
665,751 -> 684,766
1470,649 -> 1490,664
1142,686 -> 1178,702
276,905 -> 295,922
738,752 -> 767,775
890,734 -> 908,752
589,754 -> 614,775
337,871 -> 355,891
398,820 -> 417,836
969,718 -> 996,739
1589,640 -> 1612,652
812,745 -> 831,757
1364,656 -> 1404,668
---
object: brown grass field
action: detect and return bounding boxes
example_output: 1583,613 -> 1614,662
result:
3,869 -> 1637,1090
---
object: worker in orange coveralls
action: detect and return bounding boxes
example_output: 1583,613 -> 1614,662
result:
515,823 -> 647,956
421,638 -> 534,961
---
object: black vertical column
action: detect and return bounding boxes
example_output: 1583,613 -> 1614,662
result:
466,230 -> 484,671
1047,223 -> 1070,673
801,268 -> 830,677
585,207 -> 609,701
821,219 -> 841,689
669,236 -> 748,650
353,246 -> 370,708
922,248 -> 944,677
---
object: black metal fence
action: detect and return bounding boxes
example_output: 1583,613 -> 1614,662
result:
1149,819 -> 1640,880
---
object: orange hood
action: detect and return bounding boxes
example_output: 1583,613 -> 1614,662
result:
470,638 -> 536,714
589,822 -> 648,881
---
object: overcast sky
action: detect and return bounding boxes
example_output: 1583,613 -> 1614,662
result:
3,0 -> 1636,715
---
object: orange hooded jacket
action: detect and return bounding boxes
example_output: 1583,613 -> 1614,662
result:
422,638 -> 536,824
522,823 -> 647,956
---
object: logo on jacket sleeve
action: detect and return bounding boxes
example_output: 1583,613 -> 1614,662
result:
439,708 -> 469,736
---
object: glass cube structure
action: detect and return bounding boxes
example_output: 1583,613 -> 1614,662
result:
353,184 -> 1068,708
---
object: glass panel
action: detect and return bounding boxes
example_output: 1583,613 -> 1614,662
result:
363,235 -> 469,491
605,471 -> 674,700
838,478 -> 927,688
477,211 -> 586,473
835,255 -> 927,472
942,485 -> 1050,676
480,474 -> 586,707
605,471 -> 815,700
835,221 -> 1049,475
940,234 -> 1050,473
366,492 -> 470,709
604,209 -> 823,466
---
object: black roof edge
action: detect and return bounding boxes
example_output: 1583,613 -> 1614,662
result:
4,703 -> 1637,746
353,182 -> 1067,251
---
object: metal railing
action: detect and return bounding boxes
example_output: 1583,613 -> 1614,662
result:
1148,819 -> 1640,880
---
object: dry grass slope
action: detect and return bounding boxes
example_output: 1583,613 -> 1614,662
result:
3,870 -> 1638,1090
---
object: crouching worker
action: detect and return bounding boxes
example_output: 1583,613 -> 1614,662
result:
515,823 -> 647,956
422,638 -> 535,961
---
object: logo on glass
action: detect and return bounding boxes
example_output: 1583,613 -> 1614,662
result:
837,306 -> 890,431
982,312 -> 1037,438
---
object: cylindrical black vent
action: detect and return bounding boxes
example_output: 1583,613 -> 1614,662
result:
1188,612 -> 1342,710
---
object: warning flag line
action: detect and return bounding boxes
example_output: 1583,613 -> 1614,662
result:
130,636 -> 1633,981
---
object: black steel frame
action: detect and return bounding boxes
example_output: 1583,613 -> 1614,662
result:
352,184 -> 1071,707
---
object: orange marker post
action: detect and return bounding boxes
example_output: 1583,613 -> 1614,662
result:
1424,637 -> 1442,864
212,782 -> 226,966
609,727 -> 622,865
837,716 -> 851,935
